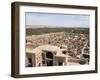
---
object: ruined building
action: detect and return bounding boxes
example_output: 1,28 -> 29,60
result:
26,45 -> 68,67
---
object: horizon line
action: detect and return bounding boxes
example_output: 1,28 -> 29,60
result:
26,25 -> 89,28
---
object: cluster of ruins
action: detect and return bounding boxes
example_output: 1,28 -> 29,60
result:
25,32 -> 89,67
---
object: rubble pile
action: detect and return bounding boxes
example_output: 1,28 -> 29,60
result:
26,32 -> 89,59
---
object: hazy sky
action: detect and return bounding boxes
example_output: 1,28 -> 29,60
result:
26,12 -> 90,28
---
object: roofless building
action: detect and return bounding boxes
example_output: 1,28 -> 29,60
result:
26,45 -> 68,67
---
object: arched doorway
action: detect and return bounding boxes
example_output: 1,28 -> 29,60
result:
46,51 -> 53,59
46,51 -> 53,66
